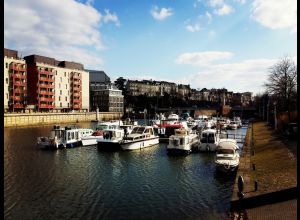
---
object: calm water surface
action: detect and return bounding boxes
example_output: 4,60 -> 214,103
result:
4,121 -> 247,220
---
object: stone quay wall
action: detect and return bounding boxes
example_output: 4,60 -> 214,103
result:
4,112 -> 123,127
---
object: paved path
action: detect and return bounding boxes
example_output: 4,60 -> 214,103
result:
230,121 -> 297,219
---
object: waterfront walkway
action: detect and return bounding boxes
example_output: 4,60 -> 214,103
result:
230,121 -> 297,219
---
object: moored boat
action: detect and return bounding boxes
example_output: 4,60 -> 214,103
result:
198,129 -> 221,152
214,139 -> 239,172
37,125 -> 94,149
96,128 -> 125,151
120,126 -> 159,150
167,128 -> 199,154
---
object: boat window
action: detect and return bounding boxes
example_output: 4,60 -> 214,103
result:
180,138 -> 184,145
217,149 -> 234,154
71,132 -> 75,140
132,127 -> 145,134
97,125 -> 108,130
68,132 -> 71,140
75,132 -> 79,139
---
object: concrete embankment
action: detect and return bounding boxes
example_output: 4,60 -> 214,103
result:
4,112 -> 123,127
230,121 -> 297,219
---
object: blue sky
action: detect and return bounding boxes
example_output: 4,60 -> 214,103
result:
4,0 -> 297,95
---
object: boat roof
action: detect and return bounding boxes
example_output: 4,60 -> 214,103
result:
202,129 -> 217,133
218,140 -> 239,150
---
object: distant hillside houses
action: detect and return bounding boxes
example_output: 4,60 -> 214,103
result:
118,78 -> 253,107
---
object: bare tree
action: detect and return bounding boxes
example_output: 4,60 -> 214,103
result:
264,56 -> 297,121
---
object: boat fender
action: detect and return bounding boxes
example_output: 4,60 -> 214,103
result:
206,145 -> 210,151
224,163 -> 230,170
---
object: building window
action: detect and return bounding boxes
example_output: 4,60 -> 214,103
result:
59,83 -> 61,88
65,97 -> 67,101
60,90 -> 62,95
68,103 -> 69,107
6,63 -> 8,68
64,72 -> 66,77
6,78 -> 8,84
66,84 -> 67,89
60,102 -> 62,107
6,93 -> 8,99
59,96 -> 61,101
60,77 -> 62,82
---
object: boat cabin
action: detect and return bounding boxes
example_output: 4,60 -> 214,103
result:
200,129 -> 218,143
123,126 -> 154,141
103,129 -> 124,140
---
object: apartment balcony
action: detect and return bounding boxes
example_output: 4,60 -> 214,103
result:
11,73 -> 27,79
72,99 -> 81,103
39,97 -> 55,102
13,81 -> 27,86
39,103 -> 54,109
13,88 -> 27,94
72,104 -> 81,109
72,86 -> 81,91
39,76 -> 54,83
39,90 -> 55,95
13,103 -> 24,108
72,74 -> 81,80
39,84 -> 55,89
38,69 -> 55,75
10,95 -> 25,101
9,64 -> 26,72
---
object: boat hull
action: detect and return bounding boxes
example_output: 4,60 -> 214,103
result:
97,140 -> 122,151
121,137 -> 159,150
81,136 -> 103,146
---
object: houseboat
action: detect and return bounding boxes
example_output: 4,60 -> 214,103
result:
37,125 -> 94,149
167,128 -> 199,154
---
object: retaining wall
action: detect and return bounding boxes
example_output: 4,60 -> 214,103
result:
4,112 -> 123,127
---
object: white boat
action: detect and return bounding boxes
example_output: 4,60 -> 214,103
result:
198,129 -> 221,152
37,125 -> 94,149
228,121 -> 238,130
214,139 -> 239,172
167,128 -> 199,154
96,128 -> 125,151
167,113 -> 179,121
81,130 -> 104,146
121,126 -> 159,150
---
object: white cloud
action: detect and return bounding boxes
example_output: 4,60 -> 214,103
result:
208,0 -> 224,7
175,51 -> 234,66
206,11 -> 212,23
186,23 -> 202,32
178,58 -> 281,94
214,4 -> 234,16
234,0 -> 246,4
4,0 -> 120,69
209,30 -> 216,37
251,0 -> 297,34
150,6 -> 173,21
103,9 -> 120,26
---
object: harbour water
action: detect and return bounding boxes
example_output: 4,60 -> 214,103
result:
4,121 -> 247,219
